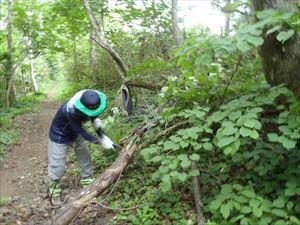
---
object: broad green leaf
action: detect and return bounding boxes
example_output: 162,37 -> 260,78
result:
273,198 -> 285,208
161,175 -> 171,192
278,135 -> 296,149
247,35 -> 264,47
189,153 -> 200,161
223,126 -> 238,136
151,155 -> 163,163
234,195 -> 248,203
241,206 -> 252,214
276,30 -> 295,43
241,190 -> 256,198
168,161 -> 178,170
233,184 -> 243,191
221,203 -> 231,219
217,136 -> 234,148
240,217 -> 250,225
233,201 -> 241,210
210,199 -> 222,210
243,119 -> 256,128
268,133 -> 279,142
203,142 -> 213,151
285,188 -> 296,196
188,169 -> 200,177
290,216 -> 300,224
250,130 -> 259,139
180,141 -> 189,148
259,216 -> 272,225
228,111 -> 242,121
271,209 -> 287,218
253,207 -> 263,218
274,220 -> 287,225
178,154 -> 188,161
237,41 -> 251,52
170,171 -> 179,177
180,158 -> 191,168
266,25 -> 282,35
250,199 -> 260,208
224,146 -> 233,155
163,141 -> 180,150
211,111 -> 226,122
240,127 -> 252,137
159,166 -> 169,174
230,139 -> 240,155
177,172 -> 188,182
260,200 -> 272,212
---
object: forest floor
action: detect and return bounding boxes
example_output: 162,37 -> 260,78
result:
0,87 -> 111,225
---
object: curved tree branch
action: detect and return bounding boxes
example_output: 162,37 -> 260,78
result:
83,0 -> 128,79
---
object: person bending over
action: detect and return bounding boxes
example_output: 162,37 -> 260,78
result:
48,89 -> 116,199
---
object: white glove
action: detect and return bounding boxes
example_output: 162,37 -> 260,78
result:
100,135 -> 114,149
93,118 -> 102,130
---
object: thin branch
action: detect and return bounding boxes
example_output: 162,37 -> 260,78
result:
12,53 -> 28,73
213,2 -> 249,15
99,167 -> 124,203
91,200 -> 140,211
141,121 -> 188,147
219,55 -> 243,106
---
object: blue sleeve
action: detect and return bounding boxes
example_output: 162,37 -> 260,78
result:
68,114 -> 100,144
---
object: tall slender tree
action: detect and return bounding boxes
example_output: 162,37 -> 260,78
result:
5,0 -> 14,108
171,0 -> 183,46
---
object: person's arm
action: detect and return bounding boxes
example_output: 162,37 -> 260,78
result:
68,114 -> 100,144
91,118 -> 115,149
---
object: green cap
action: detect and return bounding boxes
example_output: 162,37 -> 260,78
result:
74,91 -> 106,117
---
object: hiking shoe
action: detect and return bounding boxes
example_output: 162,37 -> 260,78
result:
48,180 -> 62,198
80,177 -> 95,187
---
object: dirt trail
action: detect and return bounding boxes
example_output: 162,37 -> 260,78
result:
0,87 -> 110,225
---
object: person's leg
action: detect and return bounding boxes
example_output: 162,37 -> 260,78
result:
48,139 -> 68,197
73,136 -> 93,183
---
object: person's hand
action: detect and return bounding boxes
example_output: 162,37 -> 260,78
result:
100,135 -> 115,149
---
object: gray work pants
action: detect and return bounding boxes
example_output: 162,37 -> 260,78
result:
48,136 -> 93,180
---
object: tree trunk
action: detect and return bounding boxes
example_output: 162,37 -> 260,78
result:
252,0 -> 300,98
83,0 -> 128,78
191,161 -> 205,225
89,30 -> 98,82
171,0 -> 183,46
29,42 -> 38,92
224,0 -> 231,35
5,0 -> 14,108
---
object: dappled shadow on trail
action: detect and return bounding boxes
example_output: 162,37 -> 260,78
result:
0,88 -> 111,225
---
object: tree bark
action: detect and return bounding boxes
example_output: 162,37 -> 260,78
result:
89,30 -> 98,82
83,0 -> 128,78
191,161 -> 205,225
29,42 -> 38,92
252,0 -> 300,98
224,0 -> 231,35
171,0 -> 183,46
5,0 -> 14,108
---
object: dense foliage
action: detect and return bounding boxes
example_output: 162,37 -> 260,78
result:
1,0 -> 300,224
